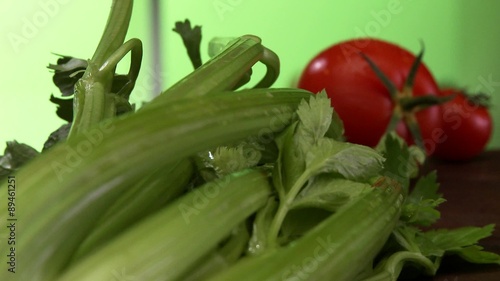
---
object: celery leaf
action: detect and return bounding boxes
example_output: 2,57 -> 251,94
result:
452,245 -> 500,264
274,92 -> 346,194
199,143 -> 261,178
401,171 -> 445,227
173,19 -> 202,69
0,141 -> 39,179
420,224 -> 500,264
292,174 -> 369,211
273,121 -> 304,196
305,138 -> 385,181
377,132 -> 411,191
423,224 -> 495,251
295,91 -> 333,147
48,55 -> 87,96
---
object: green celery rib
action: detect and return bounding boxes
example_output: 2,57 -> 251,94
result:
144,35 -> 266,105
206,180 -> 403,281
69,0 -> 135,140
180,251 -> 232,281
70,158 -> 194,262
179,223 -> 250,281
358,251 -> 437,281
56,169 -> 272,281
0,88 -> 311,281
90,0 -> 133,68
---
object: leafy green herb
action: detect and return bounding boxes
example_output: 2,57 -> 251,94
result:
48,55 -> 87,96
49,95 -> 73,122
292,174 -> 370,211
42,123 -> 72,151
295,90 -> 334,145
377,132 -> 412,191
359,167 -> 499,280
266,92 -> 385,248
47,54 -> 137,123
0,141 -> 39,179
173,19 -> 203,69
47,55 -> 136,101
422,224 -> 497,257
197,142 -> 262,179
453,245 -> 500,264
401,171 -> 446,227
305,138 -> 384,181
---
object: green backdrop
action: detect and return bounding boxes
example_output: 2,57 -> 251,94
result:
1,0 -> 499,152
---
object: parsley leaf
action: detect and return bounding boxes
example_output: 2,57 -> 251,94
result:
305,138 -> 384,181
377,132 -> 411,191
210,144 -> 261,177
47,54 -> 135,122
172,19 -> 203,69
0,141 -> 39,179
196,142 -> 262,180
274,92 -> 347,195
454,245 -> 500,264
43,123 -> 72,151
423,224 -> 496,253
273,121 -> 304,195
268,93 -> 384,247
292,174 -> 369,211
295,90 -> 333,146
48,55 -> 87,96
401,171 -> 446,227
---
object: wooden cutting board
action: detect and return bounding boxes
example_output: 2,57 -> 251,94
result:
417,150 -> 500,280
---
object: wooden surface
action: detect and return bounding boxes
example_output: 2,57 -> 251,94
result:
418,150 -> 500,280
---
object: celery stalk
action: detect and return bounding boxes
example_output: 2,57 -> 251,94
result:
179,223 -> 250,281
57,169 -> 272,281
144,35 -> 278,106
206,179 -> 403,281
69,0 -> 142,139
70,158 -> 194,262
0,89 -> 310,281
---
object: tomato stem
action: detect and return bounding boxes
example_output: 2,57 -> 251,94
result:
399,94 -> 455,112
360,46 -> 440,152
404,114 -> 425,149
464,91 -> 491,108
402,44 -> 424,91
384,106 -> 403,134
359,52 -> 398,99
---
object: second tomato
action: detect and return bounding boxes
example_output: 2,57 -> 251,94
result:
433,89 -> 492,161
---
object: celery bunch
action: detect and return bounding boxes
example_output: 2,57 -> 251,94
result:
0,1 -> 499,281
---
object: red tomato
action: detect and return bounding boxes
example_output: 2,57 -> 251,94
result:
298,38 -> 441,151
433,89 -> 492,161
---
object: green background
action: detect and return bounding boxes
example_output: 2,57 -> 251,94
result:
1,0 -> 499,151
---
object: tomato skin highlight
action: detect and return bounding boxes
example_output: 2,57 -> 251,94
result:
298,38 -> 441,148
433,89 -> 493,161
